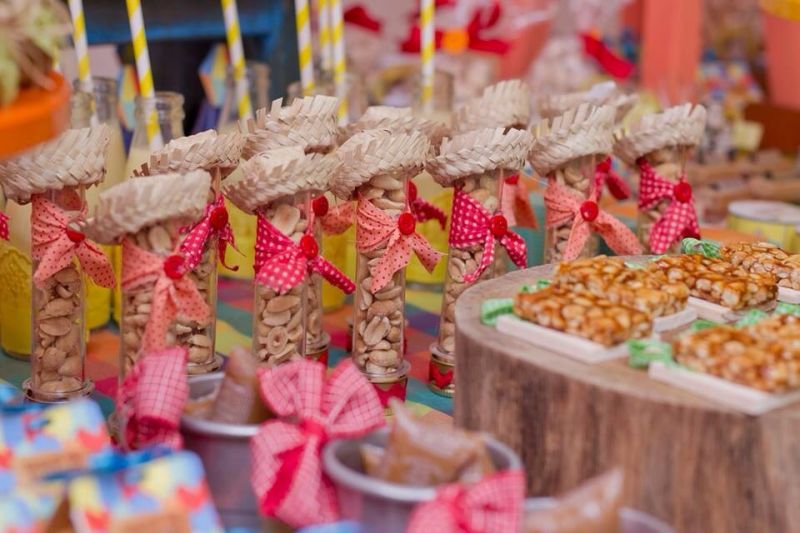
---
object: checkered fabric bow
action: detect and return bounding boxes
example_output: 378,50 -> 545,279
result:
253,213 -> 355,295
31,195 -> 115,289
0,211 -> 8,241
406,470 -> 526,533
594,157 -> 631,200
356,197 -> 442,293
321,201 -> 356,235
250,359 -> 385,528
544,181 -> 642,261
449,188 -> 527,283
121,239 -> 210,353
501,175 -> 538,229
179,194 -> 238,271
117,347 -> 188,450
637,159 -> 700,254
408,180 -> 447,230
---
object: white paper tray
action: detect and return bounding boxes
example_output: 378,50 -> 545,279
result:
648,361 -> 800,415
687,297 -> 776,323
778,286 -> 800,304
653,308 -> 697,333
496,315 -> 629,364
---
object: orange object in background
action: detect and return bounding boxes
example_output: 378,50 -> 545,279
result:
762,5 -> 800,110
498,0 -> 553,79
0,73 -> 70,159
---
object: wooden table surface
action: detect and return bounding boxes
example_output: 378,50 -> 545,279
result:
453,262 -> 800,533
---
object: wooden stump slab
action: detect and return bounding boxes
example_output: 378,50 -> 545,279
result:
454,263 -> 800,533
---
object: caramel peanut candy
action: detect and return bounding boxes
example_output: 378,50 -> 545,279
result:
649,254 -> 777,310
721,241 -> 800,291
553,256 -> 689,317
513,286 -> 652,347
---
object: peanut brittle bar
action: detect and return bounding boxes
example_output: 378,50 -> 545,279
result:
648,254 -> 776,310
513,286 -> 652,347
553,256 -> 689,317
721,241 -> 800,291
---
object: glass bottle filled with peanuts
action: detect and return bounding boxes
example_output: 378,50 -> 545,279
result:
636,146 -> 688,254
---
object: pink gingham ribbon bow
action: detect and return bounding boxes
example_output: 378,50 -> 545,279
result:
121,239 -> 210,353
449,188 -> 527,283
407,470 -> 526,533
409,180 -> 447,229
31,196 -> 115,289
253,213 -> 355,295
544,181 -> 642,261
180,194 -> 238,271
638,159 -> 700,254
117,347 -> 188,450
250,359 -> 385,528
356,198 -> 442,293
594,157 -> 631,200
0,211 -> 8,241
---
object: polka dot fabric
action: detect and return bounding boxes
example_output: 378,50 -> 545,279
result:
320,201 -> 356,235
0,211 -> 8,241
179,194 -> 237,271
638,160 -> 700,254
30,196 -> 115,289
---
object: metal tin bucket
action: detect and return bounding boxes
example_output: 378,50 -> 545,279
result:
180,373 -> 261,530
524,498 -> 674,533
322,427 -> 522,533
727,200 -> 800,249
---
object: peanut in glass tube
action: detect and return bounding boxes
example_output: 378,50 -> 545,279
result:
636,146 -> 687,254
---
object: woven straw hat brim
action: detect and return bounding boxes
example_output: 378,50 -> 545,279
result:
85,170 -> 211,244
338,106 -> 449,146
331,129 -> 431,200
242,95 -> 339,159
138,130 -> 244,179
223,147 -> 340,213
529,104 -> 615,177
613,104 -> 707,166
452,80 -> 531,134
0,125 -> 110,203
426,128 -> 533,187
539,90 -> 638,124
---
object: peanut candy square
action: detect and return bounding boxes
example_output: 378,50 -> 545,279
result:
721,241 -> 800,291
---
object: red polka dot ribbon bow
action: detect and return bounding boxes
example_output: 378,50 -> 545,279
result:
449,188 -> 527,283
544,181 -> 642,261
117,347 -> 188,450
594,157 -> 631,200
179,194 -> 238,272
408,180 -> 447,230
31,195 -> 115,289
637,159 -> 700,254
250,358 -> 385,528
121,239 -> 210,353
318,198 -> 356,235
254,213 -> 355,295
0,211 -> 8,241
356,197 -> 442,293
501,175 -> 538,229
407,470 -> 526,533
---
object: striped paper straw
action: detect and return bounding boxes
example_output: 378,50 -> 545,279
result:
221,0 -> 252,121
330,0 -> 347,124
295,0 -> 315,96
68,0 -> 98,124
125,0 -> 163,150
317,0 -> 332,73
420,0 -> 435,113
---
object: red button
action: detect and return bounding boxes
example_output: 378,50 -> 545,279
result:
579,200 -> 599,222
65,228 -> 85,243
505,174 -> 519,185
674,182 -> 692,203
300,234 -> 319,258
490,214 -> 508,237
312,196 -> 329,217
208,206 -> 228,230
163,254 -> 185,279
398,212 -> 416,235
407,181 -> 418,203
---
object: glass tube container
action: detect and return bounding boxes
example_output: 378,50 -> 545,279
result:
305,196 -> 327,362
636,146 -> 686,254
217,61 -> 270,132
25,187 -> 92,402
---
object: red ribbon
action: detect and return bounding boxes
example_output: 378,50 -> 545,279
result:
501,175 -> 538,229
356,198 -> 442,293
344,5 -> 382,33
254,213 -> 355,295
179,194 -> 238,272
31,196 -> 115,289
117,347 -> 188,450
121,239 -> 210,353
250,359 -> 385,528
594,157 -> 630,200
449,188 -> 527,283
374,381 -> 408,409
0,211 -> 8,241
409,181 -> 447,230
407,470 -> 526,533
429,360 -> 454,390
637,159 -> 700,254
580,32 -> 635,79
544,181 -> 642,261
400,3 -> 509,55
320,201 -> 356,235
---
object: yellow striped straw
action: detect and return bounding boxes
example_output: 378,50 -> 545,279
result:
295,0 -> 315,96
420,0 -> 435,113
317,0 -> 332,73
330,0 -> 347,124
125,0 -> 163,150
221,0 -> 252,121
68,0 -> 98,125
